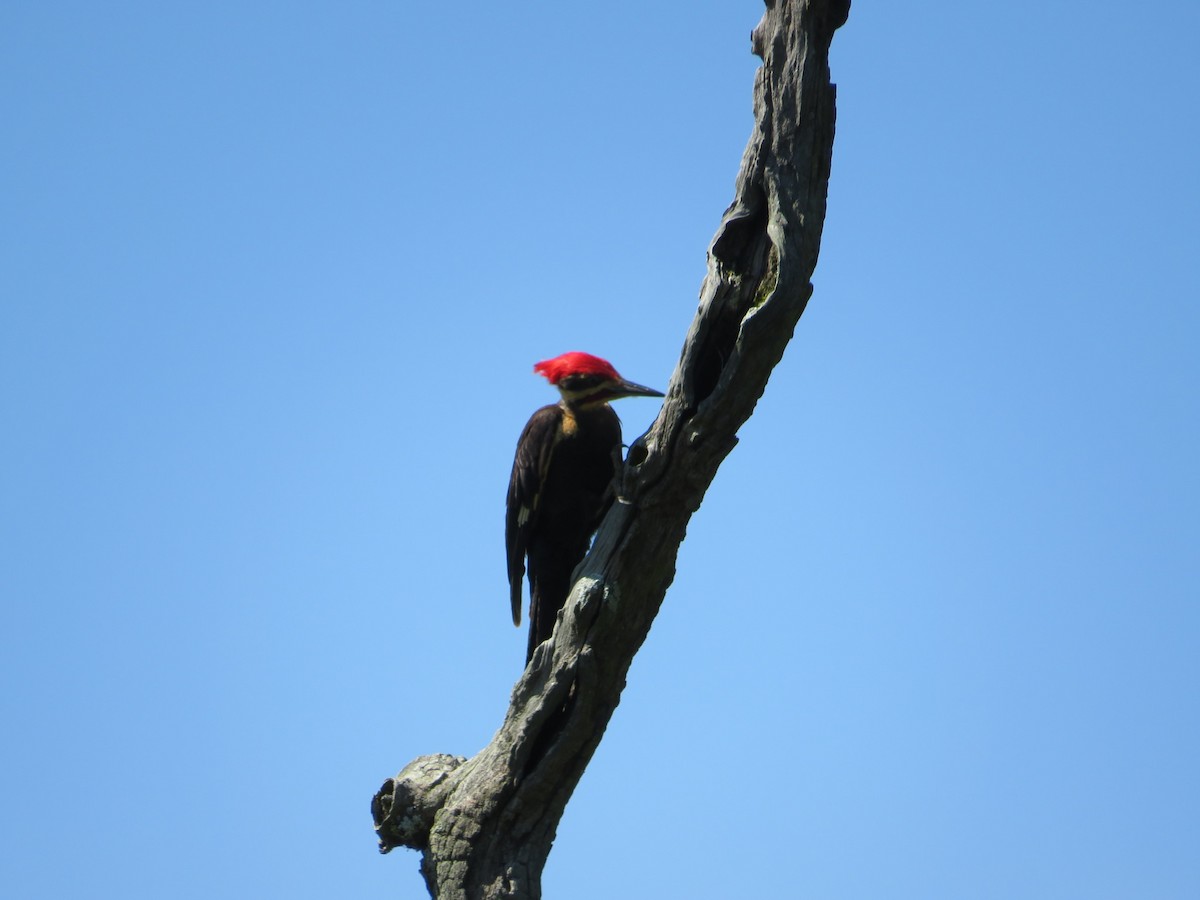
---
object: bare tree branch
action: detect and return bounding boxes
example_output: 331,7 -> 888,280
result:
372,1 -> 849,896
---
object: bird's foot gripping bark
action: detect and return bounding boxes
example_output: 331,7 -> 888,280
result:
613,430 -> 656,506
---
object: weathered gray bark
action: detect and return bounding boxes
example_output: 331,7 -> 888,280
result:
372,1 -> 849,896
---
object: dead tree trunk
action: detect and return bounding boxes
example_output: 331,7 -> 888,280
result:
372,1 -> 850,896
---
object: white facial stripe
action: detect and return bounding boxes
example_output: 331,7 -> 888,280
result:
558,381 -> 611,404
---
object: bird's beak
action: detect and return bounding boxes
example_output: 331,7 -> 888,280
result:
614,378 -> 665,400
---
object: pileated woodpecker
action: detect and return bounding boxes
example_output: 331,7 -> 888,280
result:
506,351 -> 664,662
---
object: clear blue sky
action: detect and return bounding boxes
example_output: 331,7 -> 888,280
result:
3,2 -> 1198,898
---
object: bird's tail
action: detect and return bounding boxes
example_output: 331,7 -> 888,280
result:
525,566 -> 572,664
510,578 -> 523,628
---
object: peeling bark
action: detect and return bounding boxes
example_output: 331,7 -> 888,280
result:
373,2 -> 849,896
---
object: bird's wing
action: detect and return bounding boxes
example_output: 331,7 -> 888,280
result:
505,405 -> 562,626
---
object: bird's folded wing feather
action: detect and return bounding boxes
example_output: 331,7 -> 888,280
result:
505,405 -> 562,626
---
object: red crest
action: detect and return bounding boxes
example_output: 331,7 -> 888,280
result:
533,351 -> 620,384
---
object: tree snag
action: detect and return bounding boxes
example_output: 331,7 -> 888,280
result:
372,1 -> 850,896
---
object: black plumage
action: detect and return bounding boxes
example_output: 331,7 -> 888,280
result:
506,402 -> 621,662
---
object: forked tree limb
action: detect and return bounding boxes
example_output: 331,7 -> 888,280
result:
372,2 -> 849,896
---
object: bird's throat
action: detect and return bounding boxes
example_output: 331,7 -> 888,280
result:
560,405 -> 578,436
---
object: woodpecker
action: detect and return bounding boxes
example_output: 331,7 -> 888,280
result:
506,351 -> 664,662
